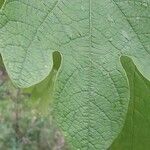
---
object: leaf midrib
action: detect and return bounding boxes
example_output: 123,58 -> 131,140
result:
87,0 -> 92,149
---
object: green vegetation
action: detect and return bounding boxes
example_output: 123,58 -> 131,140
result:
0,64 -> 66,150
0,0 -> 150,149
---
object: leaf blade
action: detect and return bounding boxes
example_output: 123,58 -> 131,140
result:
109,57 -> 150,150
0,0 -> 150,149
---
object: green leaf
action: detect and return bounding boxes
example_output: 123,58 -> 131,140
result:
109,57 -> 150,150
0,0 -> 150,149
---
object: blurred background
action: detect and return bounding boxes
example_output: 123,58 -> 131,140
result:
0,57 -> 67,150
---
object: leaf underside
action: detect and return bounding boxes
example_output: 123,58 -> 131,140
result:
0,0 -> 150,150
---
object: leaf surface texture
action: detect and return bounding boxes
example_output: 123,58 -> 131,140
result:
0,0 -> 150,149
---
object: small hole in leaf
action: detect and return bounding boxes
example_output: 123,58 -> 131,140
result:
52,51 -> 62,71
0,0 -> 5,9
